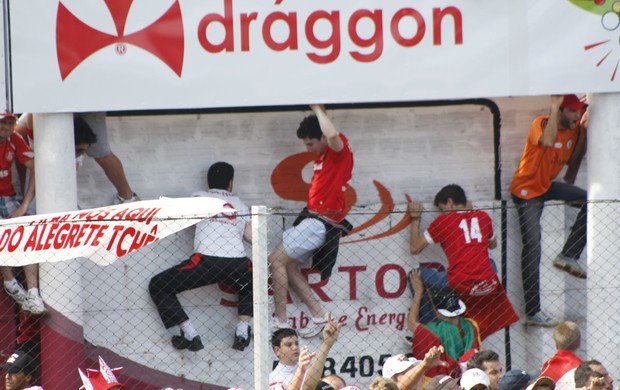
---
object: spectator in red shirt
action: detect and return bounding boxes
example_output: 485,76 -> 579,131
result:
408,185 -> 519,340
269,105 -> 354,338
0,114 -> 45,316
541,321 -> 582,382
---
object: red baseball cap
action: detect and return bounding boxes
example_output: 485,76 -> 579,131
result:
560,94 -> 587,110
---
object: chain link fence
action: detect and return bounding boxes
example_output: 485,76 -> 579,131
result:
0,196 -> 609,390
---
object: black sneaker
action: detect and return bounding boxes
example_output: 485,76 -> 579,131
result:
232,326 -> 251,351
171,335 -> 204,351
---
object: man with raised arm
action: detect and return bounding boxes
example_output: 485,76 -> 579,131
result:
510,95 -> 588,327
408,184 -> 518,340
407,269 -> 480,378
269,104 -> 354,338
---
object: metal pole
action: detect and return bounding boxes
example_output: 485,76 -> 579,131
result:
252,205 -> 270,390
35,113 -> 84,390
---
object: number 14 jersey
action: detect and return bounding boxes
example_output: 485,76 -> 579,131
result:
424,210 -> 497,290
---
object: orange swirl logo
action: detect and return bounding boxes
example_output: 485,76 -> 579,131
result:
271,153 -> 412,243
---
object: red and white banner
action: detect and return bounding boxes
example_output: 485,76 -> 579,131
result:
7,0 -> 619,112
0,196 -> 227,267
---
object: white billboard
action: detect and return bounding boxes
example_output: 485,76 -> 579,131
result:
6,0 -> 620,112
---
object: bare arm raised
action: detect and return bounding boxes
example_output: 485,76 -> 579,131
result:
287,345 -> 316,390
302,313 -> 343,390
406,269 -> 425,333
408,200 -> 429,255
397,346 -> 449,390
310,104 -> 343,152
564,110 -> 587,184
539,95 -> 564,147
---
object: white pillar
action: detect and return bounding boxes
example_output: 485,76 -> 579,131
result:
33,113 -> 77,212
252,205 -> 270,390
586,93 -> 620,375
33,113 -> 81,322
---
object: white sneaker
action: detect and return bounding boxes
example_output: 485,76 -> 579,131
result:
5,284 -> 28,305
298,313 -> 329,339
113,192 -> 140,205
22,293 -> 47,316
271,317 -> 291,332
524,310 -> 559,327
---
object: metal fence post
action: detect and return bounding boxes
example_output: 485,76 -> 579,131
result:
252,205 -> 270,389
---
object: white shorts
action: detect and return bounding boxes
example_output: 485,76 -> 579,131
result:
283,218 -> 326,262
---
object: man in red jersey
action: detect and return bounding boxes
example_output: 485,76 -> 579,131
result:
0,113 -> 46,316
541,321 -> 582,382
269,104 -> 354,338
408,184 -> 519,340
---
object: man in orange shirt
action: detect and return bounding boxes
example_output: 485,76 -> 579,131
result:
510,95 -> 587,327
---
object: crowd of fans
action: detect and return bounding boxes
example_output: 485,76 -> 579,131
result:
2,321 -> 611,390
259,319 -> 610,390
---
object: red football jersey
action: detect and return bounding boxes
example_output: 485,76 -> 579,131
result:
541,350 -> 582,382
0,133 -> 34,196
425,210 -> 497,287
307,133 -> 353,222
424,210 -> 519,340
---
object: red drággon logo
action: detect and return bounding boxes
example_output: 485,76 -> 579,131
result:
56,0 -> 185,80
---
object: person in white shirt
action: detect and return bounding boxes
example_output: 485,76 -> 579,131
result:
149,162 -> 253,352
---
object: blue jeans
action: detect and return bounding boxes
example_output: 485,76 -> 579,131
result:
512,181 -> 587,316
0,195 -> 21,218
410,261 -> 498,323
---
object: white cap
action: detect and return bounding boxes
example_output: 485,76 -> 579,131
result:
382,354 -> 421,379
461,368 -> 491,390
